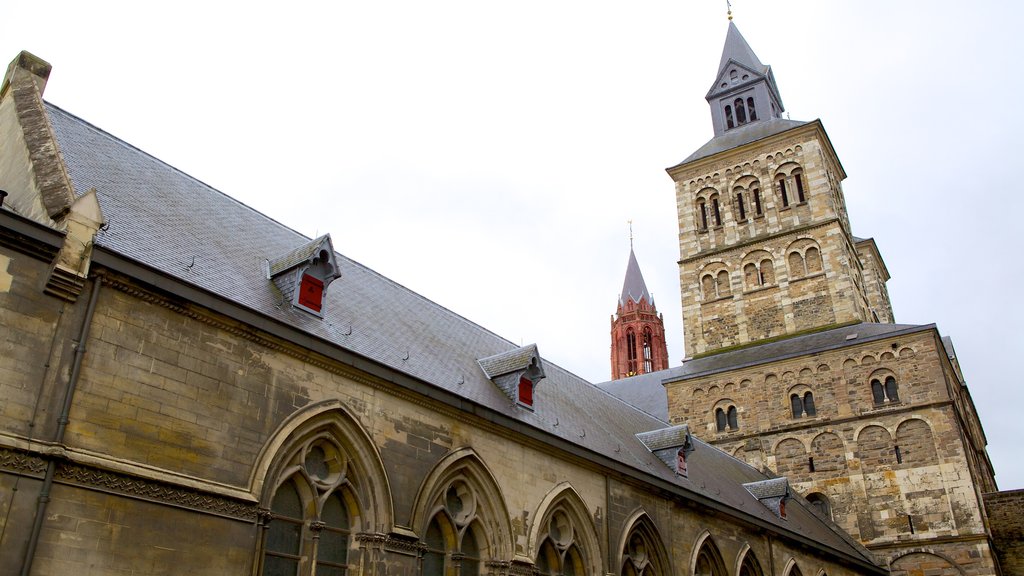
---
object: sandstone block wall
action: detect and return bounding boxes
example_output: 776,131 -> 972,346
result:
671,124 -> 876,357
665,329 -> 1000,575
983,490 -> 1024,576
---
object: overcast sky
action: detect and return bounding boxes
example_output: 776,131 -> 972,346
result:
4,1 -> 1021,490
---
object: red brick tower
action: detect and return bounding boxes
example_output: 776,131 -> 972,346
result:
610,247 -> 669,380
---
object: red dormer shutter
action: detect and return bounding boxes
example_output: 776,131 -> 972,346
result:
518,376 -> 533,407
298,274 -> 324,312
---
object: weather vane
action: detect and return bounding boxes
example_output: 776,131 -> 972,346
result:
727,0 -> 733,21
628,220 -> 635,249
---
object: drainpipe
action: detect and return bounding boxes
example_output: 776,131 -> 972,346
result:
19,277 -> 102,576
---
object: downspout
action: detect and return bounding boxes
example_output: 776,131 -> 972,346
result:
19,277 -> 102,576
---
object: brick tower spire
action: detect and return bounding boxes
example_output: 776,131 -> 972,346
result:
610,247 -> 669,380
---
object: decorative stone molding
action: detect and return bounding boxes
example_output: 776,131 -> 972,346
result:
0,447 -> 47,476
54,460 -> 257,521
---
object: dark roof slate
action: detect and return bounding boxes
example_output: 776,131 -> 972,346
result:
41,102 -> 880,568
620,247 -> 652,305
717,21 -> 765,75
479,344 -> 541,379
598,322 -> 934,419
672,118 -> 807,167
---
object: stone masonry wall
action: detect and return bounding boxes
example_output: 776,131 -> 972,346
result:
665,329 -> 1000,575
984,489 -> 1024,576
673,124 -> 872,357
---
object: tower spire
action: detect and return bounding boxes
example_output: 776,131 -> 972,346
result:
704,21 -> 785,137
610,245 -> 669,380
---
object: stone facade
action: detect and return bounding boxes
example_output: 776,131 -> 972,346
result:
983,490 -> 1024,576
664,328 -> 999,574
669,122 -> 885,358
0,51 -> 884,576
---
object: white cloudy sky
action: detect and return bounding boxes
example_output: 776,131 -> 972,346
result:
4,1 -> 1022,490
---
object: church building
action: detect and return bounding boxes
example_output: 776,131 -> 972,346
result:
0,41 -> 890,576
601,21 -> 1014,576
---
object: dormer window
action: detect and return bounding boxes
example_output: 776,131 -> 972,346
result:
636,424 -> 694,477
478,344 -> 546,410
267,235 -> 341,318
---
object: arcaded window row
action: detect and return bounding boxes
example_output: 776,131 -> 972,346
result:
699,241 -> 823,301
694,163 -> 808,232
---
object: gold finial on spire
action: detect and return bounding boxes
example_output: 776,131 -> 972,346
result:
727,0 -> 733,21
628,220 -> 634,249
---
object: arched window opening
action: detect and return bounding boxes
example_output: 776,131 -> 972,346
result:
265,480 -> 304,576
461,527 -> 482,576
727,406 -> 739,430
642,329 -> 653,373
725,105 -> 735,129
711,197 -> 722,226
747,97 -> 757,121
885,376 -> 899,402
626,330 -> 638,375
803,392 -> 816,416
777,178 -> 789,207
698,200 -> 709,230
694,541 -> 726,576
739,552 -> 764,576
744,263 -> 759,289
261,435 -> 360,576
702,275 -> 715,300
788,252 -> 806,278
752,186 -> 763,216
735,99 -> 747,124
317,493 -> 352,575
736,192 -> 747,220
759,259 -> 775,285
715,270 -> 730,298
422,517 -> 448,575
805,247 -> 822,273
536,510 -> 586,576
793,170 -> 806,203
790,394 -> 803,418
871,376 -> 900,404
715,408 -> 727,432
871,379 -> 885,404
806,493 -> 833,521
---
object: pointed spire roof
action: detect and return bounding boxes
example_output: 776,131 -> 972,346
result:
620,248 -> 652,305
717,21 -> 765,75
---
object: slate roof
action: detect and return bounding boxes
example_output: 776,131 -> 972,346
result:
671,118 -> 807,167
40,101 -> 880,568
717,21 -> 765,76
620,247 -> 652,305
598,322 -> 935,420
478,344 -> 541,379
744,477 -> 789,500
268,234 -> 332,277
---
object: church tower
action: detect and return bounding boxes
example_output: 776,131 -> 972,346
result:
610,247 -> 669,380
668,22 -> 893,359
648,21 -> 1001,576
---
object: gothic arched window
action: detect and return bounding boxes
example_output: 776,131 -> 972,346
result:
725,105 -> 735,129
642,328 -> 653,373
747,97 -> 757,121
735,98 -> 747,124
626,330 -> 638,375
871,375 -> 900,405
260,434 -> 360,576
